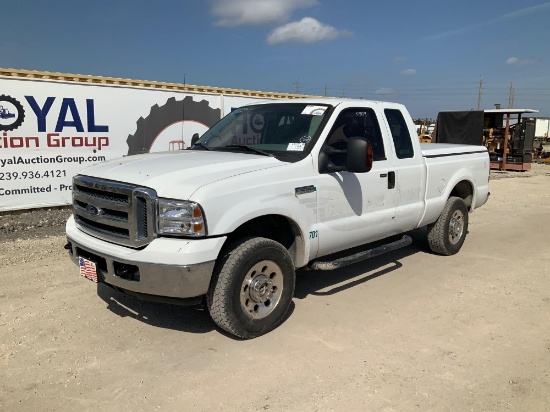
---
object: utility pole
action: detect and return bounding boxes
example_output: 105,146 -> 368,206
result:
477,76 -> 483,110
324,84 -> 328,97
511,88 -> 515,109
508,82 -> 513,109
294,79 -> 300,94
341,89 -> 346,98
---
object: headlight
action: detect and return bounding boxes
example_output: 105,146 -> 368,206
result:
156,199 -> 206,237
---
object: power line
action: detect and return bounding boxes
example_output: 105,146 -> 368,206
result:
477,76 -> 483,110
292,78 -> 550,108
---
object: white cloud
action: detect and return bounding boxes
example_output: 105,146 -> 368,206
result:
506,56 -> 536,65
425,2 -> 550,40
393,56 -> 408,62
375,88 -> 394,95
506,57 -> 519,65
492,2 -> 550,23
211,0 -> 319,27
267,17 -> 351,45
401,68 -> 417,75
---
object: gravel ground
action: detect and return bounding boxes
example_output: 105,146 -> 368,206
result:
1,169 -> 549,411
0,207 -> 72,242
490,161 -> 550,180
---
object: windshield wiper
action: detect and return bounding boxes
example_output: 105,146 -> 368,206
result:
225,145 -> 273,157
192,142 -> 211,151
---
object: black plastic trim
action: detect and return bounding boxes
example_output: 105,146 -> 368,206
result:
423,150 -> 487,159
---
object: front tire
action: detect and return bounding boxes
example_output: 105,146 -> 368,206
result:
427,196 -> 469,256
207,237 -> 296,339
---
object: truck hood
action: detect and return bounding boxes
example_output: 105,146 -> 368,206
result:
80,150 -> 284,199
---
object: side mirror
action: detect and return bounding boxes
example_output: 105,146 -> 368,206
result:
191,133 -> 200,146
346,137 -> 373,173
318,137 -> 373,174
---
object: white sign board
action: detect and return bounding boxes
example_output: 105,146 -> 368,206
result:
0,77 -> 270,211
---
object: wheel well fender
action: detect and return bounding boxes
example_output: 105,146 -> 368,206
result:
223,215 -> 306,268
449,180 -> 474,209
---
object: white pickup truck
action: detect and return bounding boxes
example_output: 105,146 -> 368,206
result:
65,98 -> 489,338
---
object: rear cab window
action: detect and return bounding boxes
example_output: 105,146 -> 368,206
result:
384,108 -> 415,159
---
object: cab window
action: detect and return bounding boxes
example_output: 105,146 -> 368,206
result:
325,108 -> 386,161
384,109 -> 414,159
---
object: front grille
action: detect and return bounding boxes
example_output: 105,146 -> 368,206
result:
72,175 -> 156,248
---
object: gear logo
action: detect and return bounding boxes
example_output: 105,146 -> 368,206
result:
126,96 -> 221,155
0,95 -> 25,131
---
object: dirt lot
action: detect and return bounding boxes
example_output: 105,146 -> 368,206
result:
1,165 -> 550,411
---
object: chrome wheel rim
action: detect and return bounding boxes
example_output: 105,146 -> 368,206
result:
240,260 -> 283,319
448,210 -> 464,244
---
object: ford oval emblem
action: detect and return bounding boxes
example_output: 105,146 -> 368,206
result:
86,204 -> 104,216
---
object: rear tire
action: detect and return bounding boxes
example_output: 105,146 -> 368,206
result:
207,237 -> 295,339
427,196 -> 469,256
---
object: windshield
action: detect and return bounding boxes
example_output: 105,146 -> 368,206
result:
193,103 -> 331,160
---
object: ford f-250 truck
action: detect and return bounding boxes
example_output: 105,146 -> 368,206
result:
65,98 -> 489,339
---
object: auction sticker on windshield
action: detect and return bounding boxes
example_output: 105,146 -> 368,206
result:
287,143 -> 305,151
301,105 -> 327,116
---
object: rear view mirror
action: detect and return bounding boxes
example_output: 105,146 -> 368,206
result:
191,133 -> 200,147
346,137 -> 373,173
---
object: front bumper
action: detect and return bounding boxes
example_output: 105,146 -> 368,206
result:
66,216 -> 226,300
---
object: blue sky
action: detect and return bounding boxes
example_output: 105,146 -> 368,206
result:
2,0 -> 550,119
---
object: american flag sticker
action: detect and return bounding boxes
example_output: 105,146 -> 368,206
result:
79,257 -> 98,283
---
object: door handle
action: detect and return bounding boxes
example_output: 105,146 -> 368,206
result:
388,171 -> 396,189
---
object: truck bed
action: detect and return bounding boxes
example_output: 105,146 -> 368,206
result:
418,143 -> 490,229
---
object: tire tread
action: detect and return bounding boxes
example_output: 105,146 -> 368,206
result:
207,237 -> 294,339
427,196 -> 468,256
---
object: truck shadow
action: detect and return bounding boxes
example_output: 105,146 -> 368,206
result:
294,228 -> 429,299
96,285 -> 215,334
96,281 -> 296,339
95,229 -> 429,336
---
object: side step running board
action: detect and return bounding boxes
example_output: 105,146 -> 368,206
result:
308,235 -> 412,271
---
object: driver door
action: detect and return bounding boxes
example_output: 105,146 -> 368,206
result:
316,106 -> 397,257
